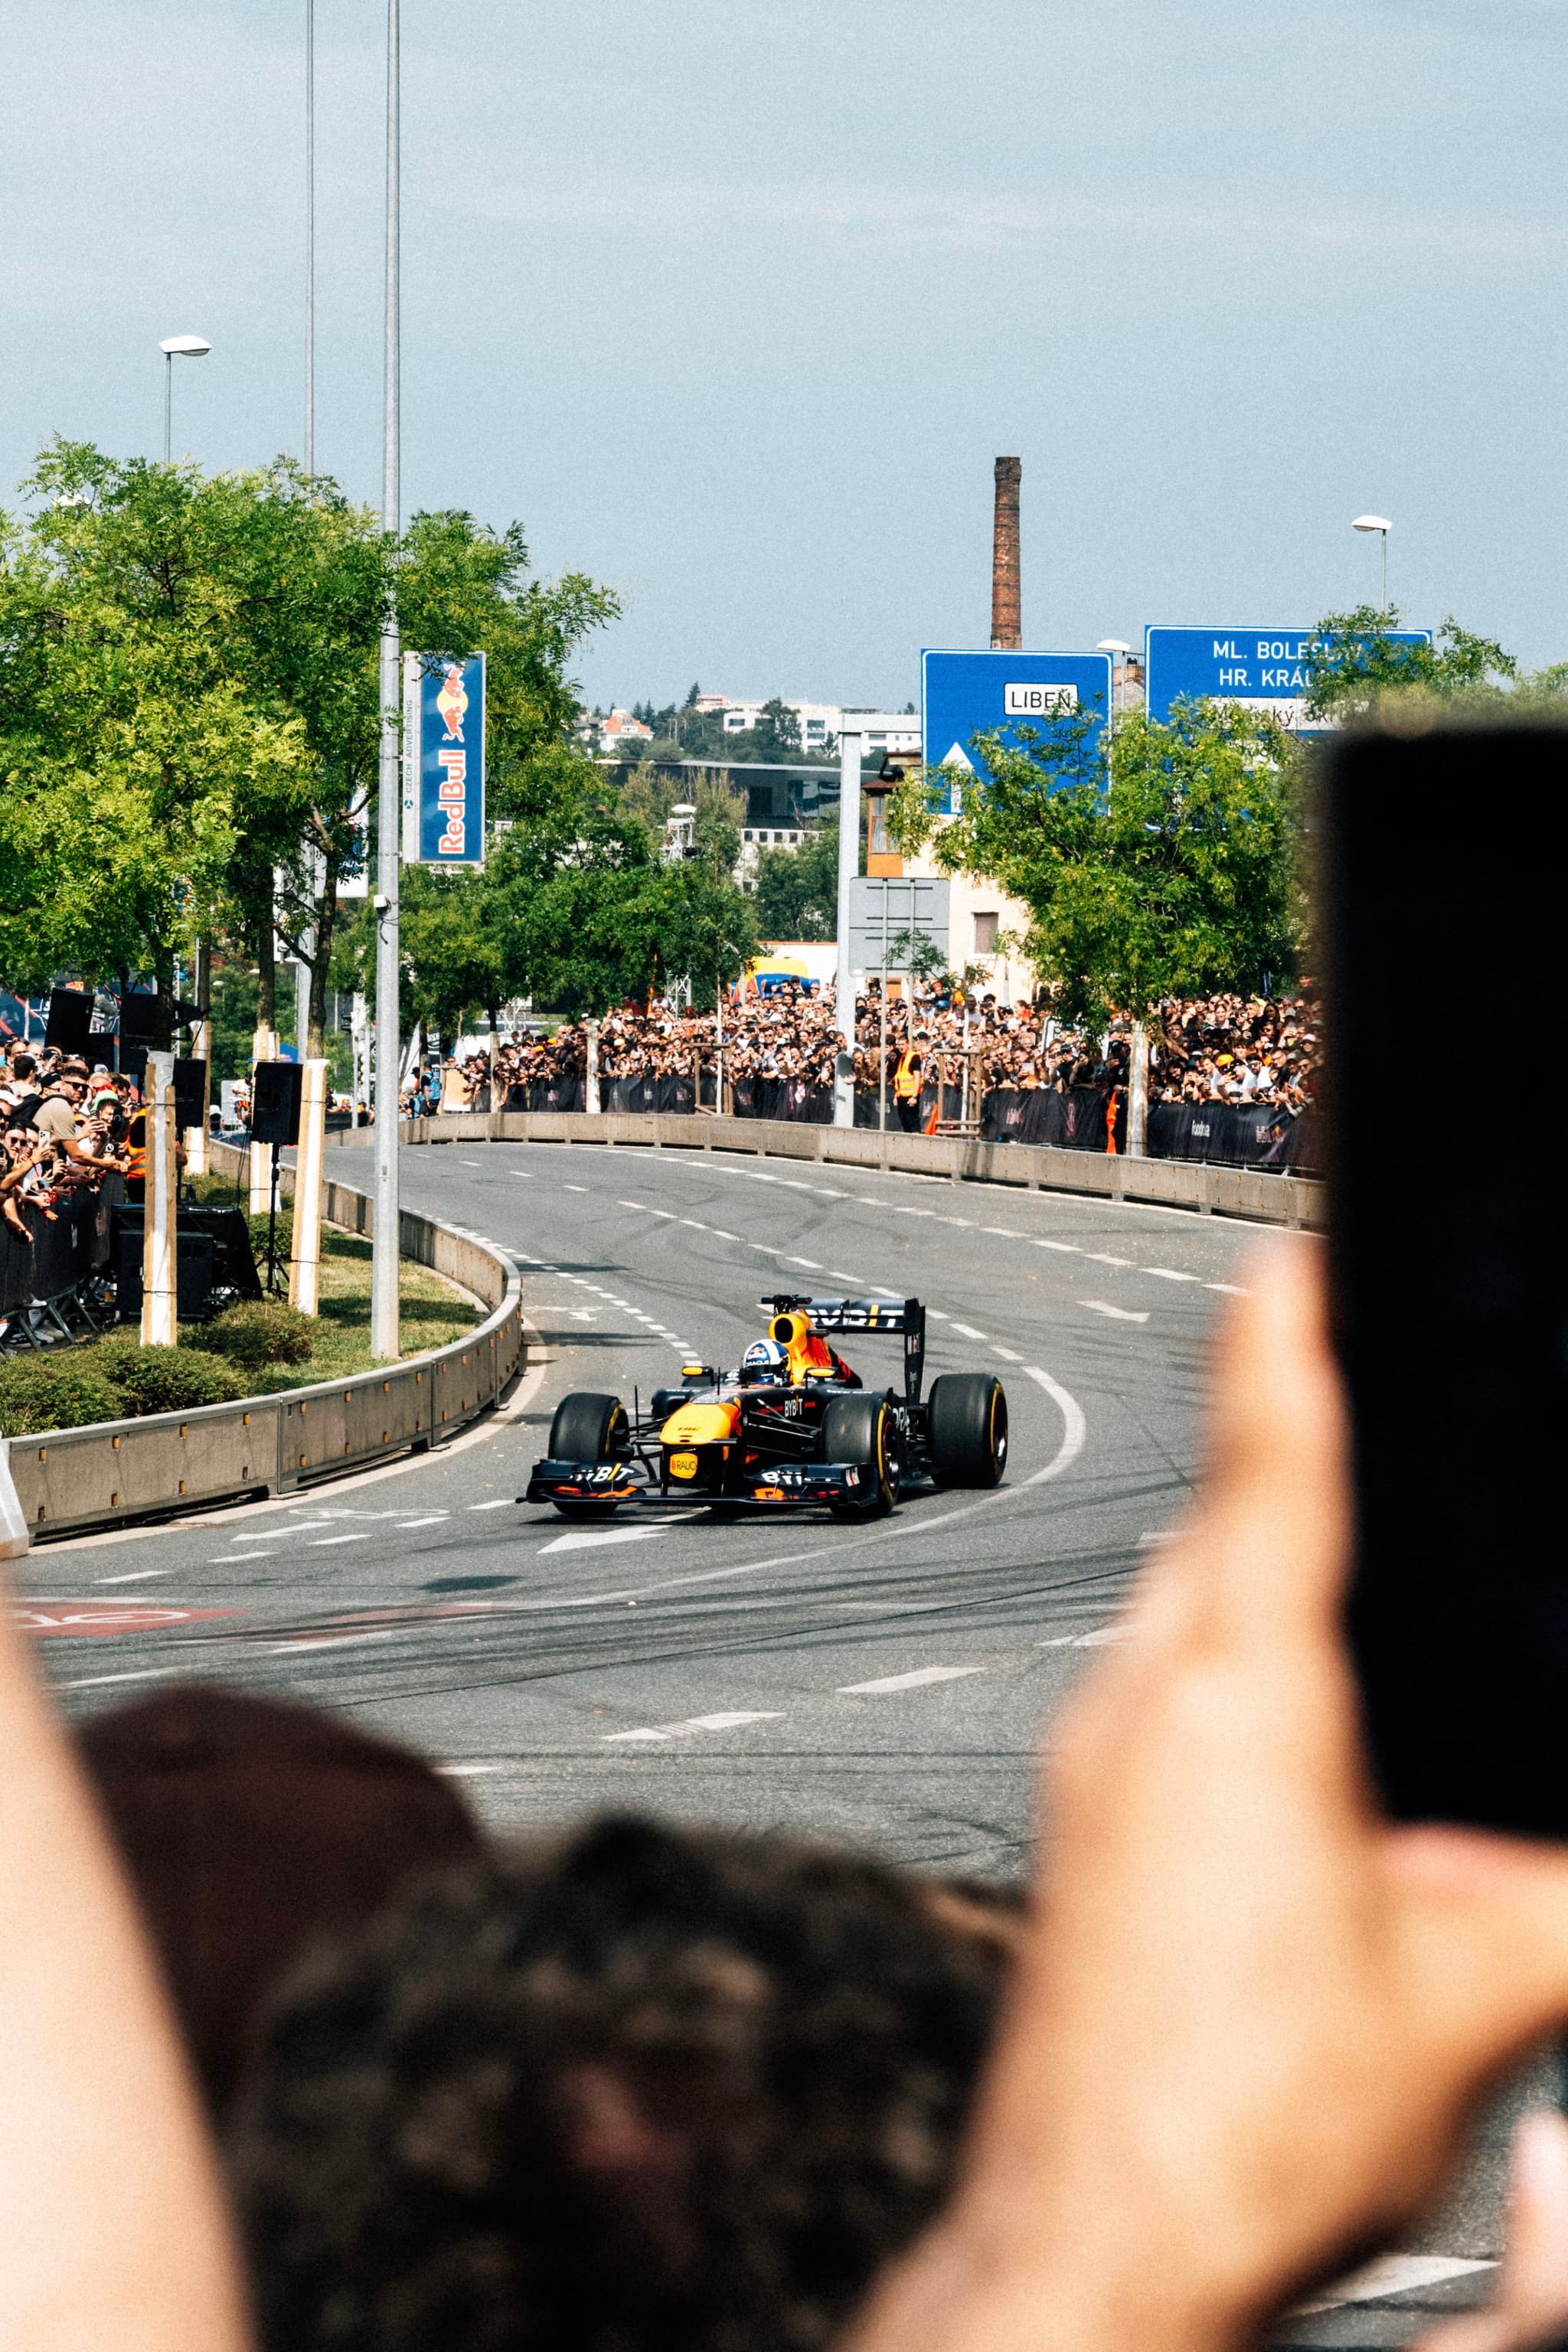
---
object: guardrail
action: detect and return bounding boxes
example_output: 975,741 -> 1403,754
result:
345,1109 -> 1324,1230
5,1150 -> 526,1544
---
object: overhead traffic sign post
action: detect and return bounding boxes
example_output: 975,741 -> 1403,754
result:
1144,627 -> 1431,733
921,648 -> 1113,810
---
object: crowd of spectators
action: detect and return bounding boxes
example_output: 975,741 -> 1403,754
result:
419,981 -> 1321,1130
0,1045 -> 141,1230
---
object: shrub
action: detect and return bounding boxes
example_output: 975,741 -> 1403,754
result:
198,1299 -> 315,1370
87,1338 -> 248,1416
0,1355 -> 122,1437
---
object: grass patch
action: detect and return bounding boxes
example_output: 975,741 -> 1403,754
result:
185,1174 -> 481,1387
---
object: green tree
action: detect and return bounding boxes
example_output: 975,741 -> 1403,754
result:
1304,606 -> 1517,721
751,824 -> 840,939
892,699 -> 1298,1031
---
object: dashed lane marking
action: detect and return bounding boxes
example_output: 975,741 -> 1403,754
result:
949,1323 -> 986,1340
785,1257 -> 822,1269
97,1568 -> 175,1585
838,1665 -> 985,1694
57,1667 -> 180,1693
605,1710 -> 784,1745
468,1500 -> 512,1511
992,1346 -> 1023,1362
564,1182 -> 586,1192
209,1551 -> 279,1564
1206,1281 -> 1250,1295
1145,1267 -> 1201,1283
436,1761 -> 507,1776
1085,1253 -> 1133,1266
1082,1300 -> 1148,1321
308,1534 -> 374,1547
1292,2256 -> 1494,2318
538,1527 -> 666,1557
397,1516 -> 449,1529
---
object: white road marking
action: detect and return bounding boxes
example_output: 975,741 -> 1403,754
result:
949,1323 -> 986,1340
1082,1300 -> 1149,1322
649,1208 -> 677,1219
461,1158 -> 482,1165
839,1665 -> 985,1694
270,1629 -> 400,1654
397,1515 -> 449,1528
617,1200 -> 649,1210
605,1709 -> 783,1744
1206,1281 -> 1250,1295
927,1310 -> 949,1320
539,1527 -> 666,1556
467,1499 -> 512,1511
208,1551 -> 279,1564
57,1667 -> 178,1693
436,1761 -> 506,1775
1040,1627 -> 1126,1648
1021,1366 -> 1089,1478
564,1182 -> 586,1192
1292,2256 -> 1494,2318
681,1218 -> 707,1229
711,1229 -> 738,1240
1034,1240 -> 1080,1253
871,1286 -> 900,1298
308,1534 -> 374,1547
1085,1253 -> 1132,1266
982,1227 -> 1020,1236
508,1169 -> 532,1178
991,1346 -> 1023,1362
785,1257 -> 822,1269
98,1567 -> 176,1584
1144,1267 -> 1200,1282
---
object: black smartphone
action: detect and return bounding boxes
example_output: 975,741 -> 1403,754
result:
1325,719 -> 1568,1836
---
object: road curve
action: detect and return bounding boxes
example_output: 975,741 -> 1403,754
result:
23,1135 -> 1260,1875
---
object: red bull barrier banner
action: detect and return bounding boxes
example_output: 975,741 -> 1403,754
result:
401,652 -> 486,866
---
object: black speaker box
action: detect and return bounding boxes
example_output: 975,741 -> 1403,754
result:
172,1059 -> 207,1129
114,1229 -> 216,1323
250,1060 -> 303,1147
118,993 -> 160,1044
44,989 -> 93,1055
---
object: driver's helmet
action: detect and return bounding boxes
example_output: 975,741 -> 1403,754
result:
741,1338 -> 787,1384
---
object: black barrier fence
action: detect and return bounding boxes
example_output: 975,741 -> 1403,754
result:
0,1176 -> 121,1319
482,1071 -> 1318,1173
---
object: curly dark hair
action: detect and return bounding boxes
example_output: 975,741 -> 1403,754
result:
230,1814 -> 1015,2352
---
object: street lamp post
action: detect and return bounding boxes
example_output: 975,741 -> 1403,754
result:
370,0 -> 401,1361
1096,637 -> 1132,736
1353,514 -> 1393,609
1096,638 -> 1144,1156
305,0 -> 315,472
159,335 -> 211,464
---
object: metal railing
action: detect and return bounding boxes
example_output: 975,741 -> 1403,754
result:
5,1151 -> 525,1544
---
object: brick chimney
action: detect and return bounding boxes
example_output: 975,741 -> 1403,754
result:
991,456 -> 1021,650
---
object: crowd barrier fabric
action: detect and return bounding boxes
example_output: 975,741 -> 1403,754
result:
475,1069 -> 1318,1173
0,1177 -> 121,1317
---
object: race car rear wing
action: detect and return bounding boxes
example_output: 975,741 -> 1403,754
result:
760,1294 -> 926,1406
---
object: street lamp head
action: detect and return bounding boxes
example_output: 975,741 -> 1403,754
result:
1352,514 -> 1392,534
159,335 -> 212,358
1097,639 -> 1132,655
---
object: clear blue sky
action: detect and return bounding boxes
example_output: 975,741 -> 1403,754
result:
11,0 -> 1565,709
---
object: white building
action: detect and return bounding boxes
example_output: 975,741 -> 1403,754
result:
717,701 -> 921,756
593,708 -> 654,755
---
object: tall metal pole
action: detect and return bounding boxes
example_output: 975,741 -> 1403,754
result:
163,353 -> 172,466
833,731 -> 861,1128
371,0 -> 401,1360
304,0 -> 315,472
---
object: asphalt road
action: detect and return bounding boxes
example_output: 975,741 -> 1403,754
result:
17,1136 -> 1540,2340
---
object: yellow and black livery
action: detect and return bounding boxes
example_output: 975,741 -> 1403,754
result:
524,1292 -> 1008,1522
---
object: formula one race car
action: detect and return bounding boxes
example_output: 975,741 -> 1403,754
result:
524,1293 -> 1008,1521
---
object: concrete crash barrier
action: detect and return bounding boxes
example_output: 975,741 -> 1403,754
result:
5,1149 -> 525,1544
355,1109 -> 1323,1231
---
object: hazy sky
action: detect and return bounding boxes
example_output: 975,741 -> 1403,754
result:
9,0 -> 1565,708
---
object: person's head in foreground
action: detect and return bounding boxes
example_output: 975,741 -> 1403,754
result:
230,1813 -> 1015,2352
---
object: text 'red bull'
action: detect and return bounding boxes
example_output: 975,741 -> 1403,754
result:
436,664 -> 467,855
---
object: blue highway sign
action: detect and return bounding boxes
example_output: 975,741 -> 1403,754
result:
921,648 -> 1112,807
1145,626 -> 1430,731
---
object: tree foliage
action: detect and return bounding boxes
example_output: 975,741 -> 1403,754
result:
891,702 -> 1298,1027
1305,606 -> 1517,721
750,825 -> 840,940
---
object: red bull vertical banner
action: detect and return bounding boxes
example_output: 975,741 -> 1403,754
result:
401,653 -> 486,866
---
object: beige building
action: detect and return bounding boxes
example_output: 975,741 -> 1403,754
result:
864,764 -> 1036,1005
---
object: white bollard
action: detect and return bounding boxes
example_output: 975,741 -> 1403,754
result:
0,1442 -> 30,1559
585,1018 -> 600,1116
249,1025 -> 275,1214
140,1050 -> 178,1347
289,1058 -> 328,1315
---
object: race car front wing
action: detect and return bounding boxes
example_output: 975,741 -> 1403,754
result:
524,1456 -> 877,1509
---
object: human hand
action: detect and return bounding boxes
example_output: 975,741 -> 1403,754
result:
844,1246 -> 1568,2352
1412,2112 -> 1568,2352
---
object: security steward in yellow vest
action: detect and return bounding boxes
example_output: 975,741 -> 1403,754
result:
893,1035 -> 926,1133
